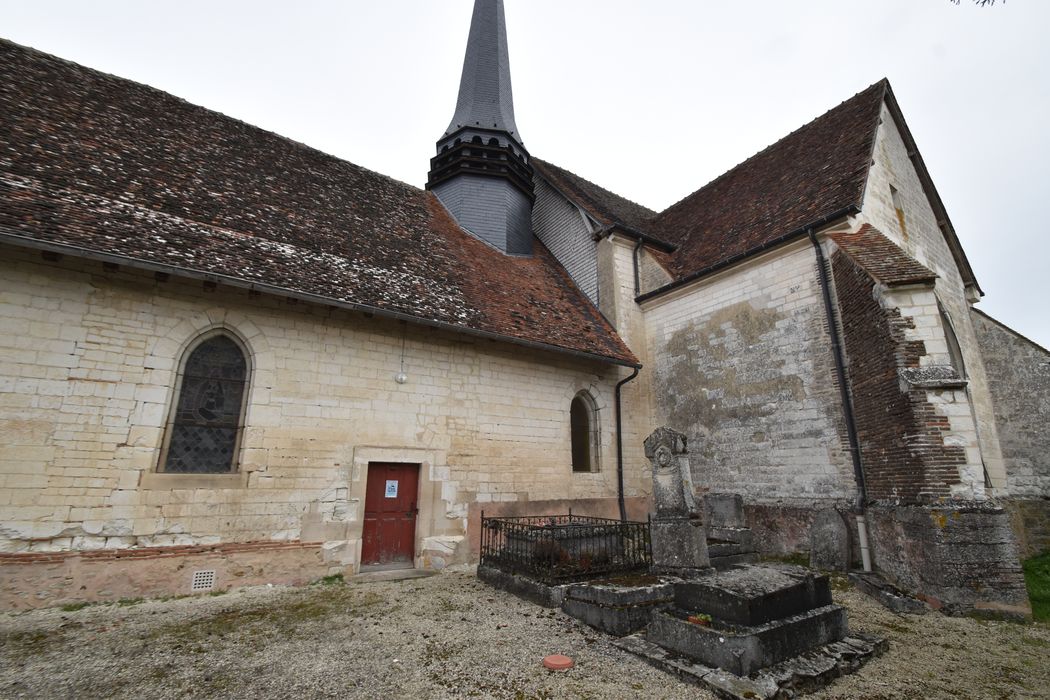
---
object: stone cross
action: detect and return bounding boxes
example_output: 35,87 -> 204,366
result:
644,427 -> 711,577
644,426 -> 700,519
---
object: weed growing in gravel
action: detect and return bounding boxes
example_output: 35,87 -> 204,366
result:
761,552 -> 810,568
59,602 -> 91,612
1022,551 -> 1050,621
116,598 -> 144,607
145,589 -> 385,645
313,574 -> 345,586
2,629 -> 65,654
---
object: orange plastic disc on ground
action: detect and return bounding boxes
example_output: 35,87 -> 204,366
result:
543,654 -> 574,671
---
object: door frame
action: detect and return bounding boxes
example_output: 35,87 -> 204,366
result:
350,446 -> 443,573
361,461 -> 420,568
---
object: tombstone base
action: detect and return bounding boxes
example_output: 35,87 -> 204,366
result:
651,516 -> 711,573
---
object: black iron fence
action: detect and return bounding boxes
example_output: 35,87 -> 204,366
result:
480,512 -> 652,584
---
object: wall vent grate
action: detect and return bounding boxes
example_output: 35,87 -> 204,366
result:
191,570 -> 216,592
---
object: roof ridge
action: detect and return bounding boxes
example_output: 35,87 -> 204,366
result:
658,79 -> 889,221
0,37 -> 424,197
532,158 -> 658,222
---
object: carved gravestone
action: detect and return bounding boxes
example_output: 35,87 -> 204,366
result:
644,427 -> 711,577
809,509 -> 852,572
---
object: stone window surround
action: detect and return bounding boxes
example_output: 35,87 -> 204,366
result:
140,309 -> 271,491
570,389 -> 602,474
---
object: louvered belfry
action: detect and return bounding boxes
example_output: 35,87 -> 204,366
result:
427,0 -> 534,255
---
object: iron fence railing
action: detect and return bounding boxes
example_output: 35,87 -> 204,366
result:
480,512 -> 652,584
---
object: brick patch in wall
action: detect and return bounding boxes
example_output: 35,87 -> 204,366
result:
831,250 -> 965,501
0,540 -> 331,611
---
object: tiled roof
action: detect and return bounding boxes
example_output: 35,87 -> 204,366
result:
0,39 -> 637,367
532,159 -> 658,234
830,224 -> 937,287
651,81 -> 888,280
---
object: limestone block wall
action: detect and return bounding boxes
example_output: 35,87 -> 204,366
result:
596,234 -> 661,500
0,247 -> 636,578
970,311 -> 1050,498
971,310 -> 1050,557
859,102 -> 1005,490
640,240 -> 856,505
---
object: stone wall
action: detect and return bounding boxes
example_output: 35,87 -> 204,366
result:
0,246 -> 648,605
859,102 -> 1006,490
0,541 -> 324,610
970,310 -> 1050,499
831,250 -> 973,501
641,240 -> 856,506
867,503 -> 1031,618
971,309 -> 1050,557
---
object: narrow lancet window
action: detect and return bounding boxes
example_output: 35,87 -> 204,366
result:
161,333 -> 249,474
570,392 -> 598,473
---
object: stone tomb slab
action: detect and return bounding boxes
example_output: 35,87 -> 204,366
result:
674,564 -> 833,627
647,604 -> 848,678
561,576 -> 675,637
615,630 -> 887,700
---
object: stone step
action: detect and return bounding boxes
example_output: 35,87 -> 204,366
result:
709,552 -> 760,570
706,541 -> 755,558
674,564 -> 832,626
614,630 -> 886,700
561,576 -> 676,636
646,603 -> 849,677
707,526 -> 753,548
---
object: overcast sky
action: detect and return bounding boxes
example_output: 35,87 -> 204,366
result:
2,1 -> 1048,347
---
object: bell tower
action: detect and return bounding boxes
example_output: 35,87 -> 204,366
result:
427,0 -> 534,255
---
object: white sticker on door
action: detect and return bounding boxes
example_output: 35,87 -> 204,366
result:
385,480 -> 398,498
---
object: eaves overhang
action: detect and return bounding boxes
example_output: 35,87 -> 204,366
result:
0,227 -> 642,370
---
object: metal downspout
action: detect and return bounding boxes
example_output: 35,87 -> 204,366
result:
809,229 -> 872,571
615,366 -> 641,522
632,238 -> 644,296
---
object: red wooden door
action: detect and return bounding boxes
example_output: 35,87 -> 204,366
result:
361,463 -> 419,566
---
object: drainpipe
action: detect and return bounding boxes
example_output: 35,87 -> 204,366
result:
809,229 -> 872,572
615,366 -> 641,522
632,238 -> 644,296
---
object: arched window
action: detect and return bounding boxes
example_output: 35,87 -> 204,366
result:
570,392 -> 599,473
159,332 -> 250,474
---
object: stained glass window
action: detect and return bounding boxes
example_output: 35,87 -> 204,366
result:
161,334 -> 249,474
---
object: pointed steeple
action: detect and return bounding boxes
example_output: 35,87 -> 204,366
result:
427,0 -> 534,256
444,0 -> 519,138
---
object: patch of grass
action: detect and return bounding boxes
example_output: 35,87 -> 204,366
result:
116,597 -> 144,607
761,552 -> 811,568
1022,551 -> 1050,622
313,573 -> 345,586
1,629 -> 65,654
147,588 -> 384,644
59,601 -> 91,612
828,572 -> 852,592
208,590 -> 228,597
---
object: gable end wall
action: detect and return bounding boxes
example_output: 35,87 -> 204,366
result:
860,102 -> 1005,489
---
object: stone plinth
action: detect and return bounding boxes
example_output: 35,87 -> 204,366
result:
651,517 -> 711,577
647,604 -> 848,678
673,564 -> 832,627
561,576 -> 675,637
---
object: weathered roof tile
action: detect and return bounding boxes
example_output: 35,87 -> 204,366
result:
0,39 -> 637,366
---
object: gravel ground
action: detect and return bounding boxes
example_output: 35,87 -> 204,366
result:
1,566 -> 1047,700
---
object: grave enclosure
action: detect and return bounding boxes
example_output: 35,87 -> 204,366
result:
479,427 -> 886,699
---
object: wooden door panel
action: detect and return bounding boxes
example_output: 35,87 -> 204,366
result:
361,463 -> 418,566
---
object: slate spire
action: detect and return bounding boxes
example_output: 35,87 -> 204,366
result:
444,0 -> 519,138
427,0 -> 534,256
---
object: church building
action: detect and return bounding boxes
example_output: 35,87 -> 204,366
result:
1,0 -> 1046,615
